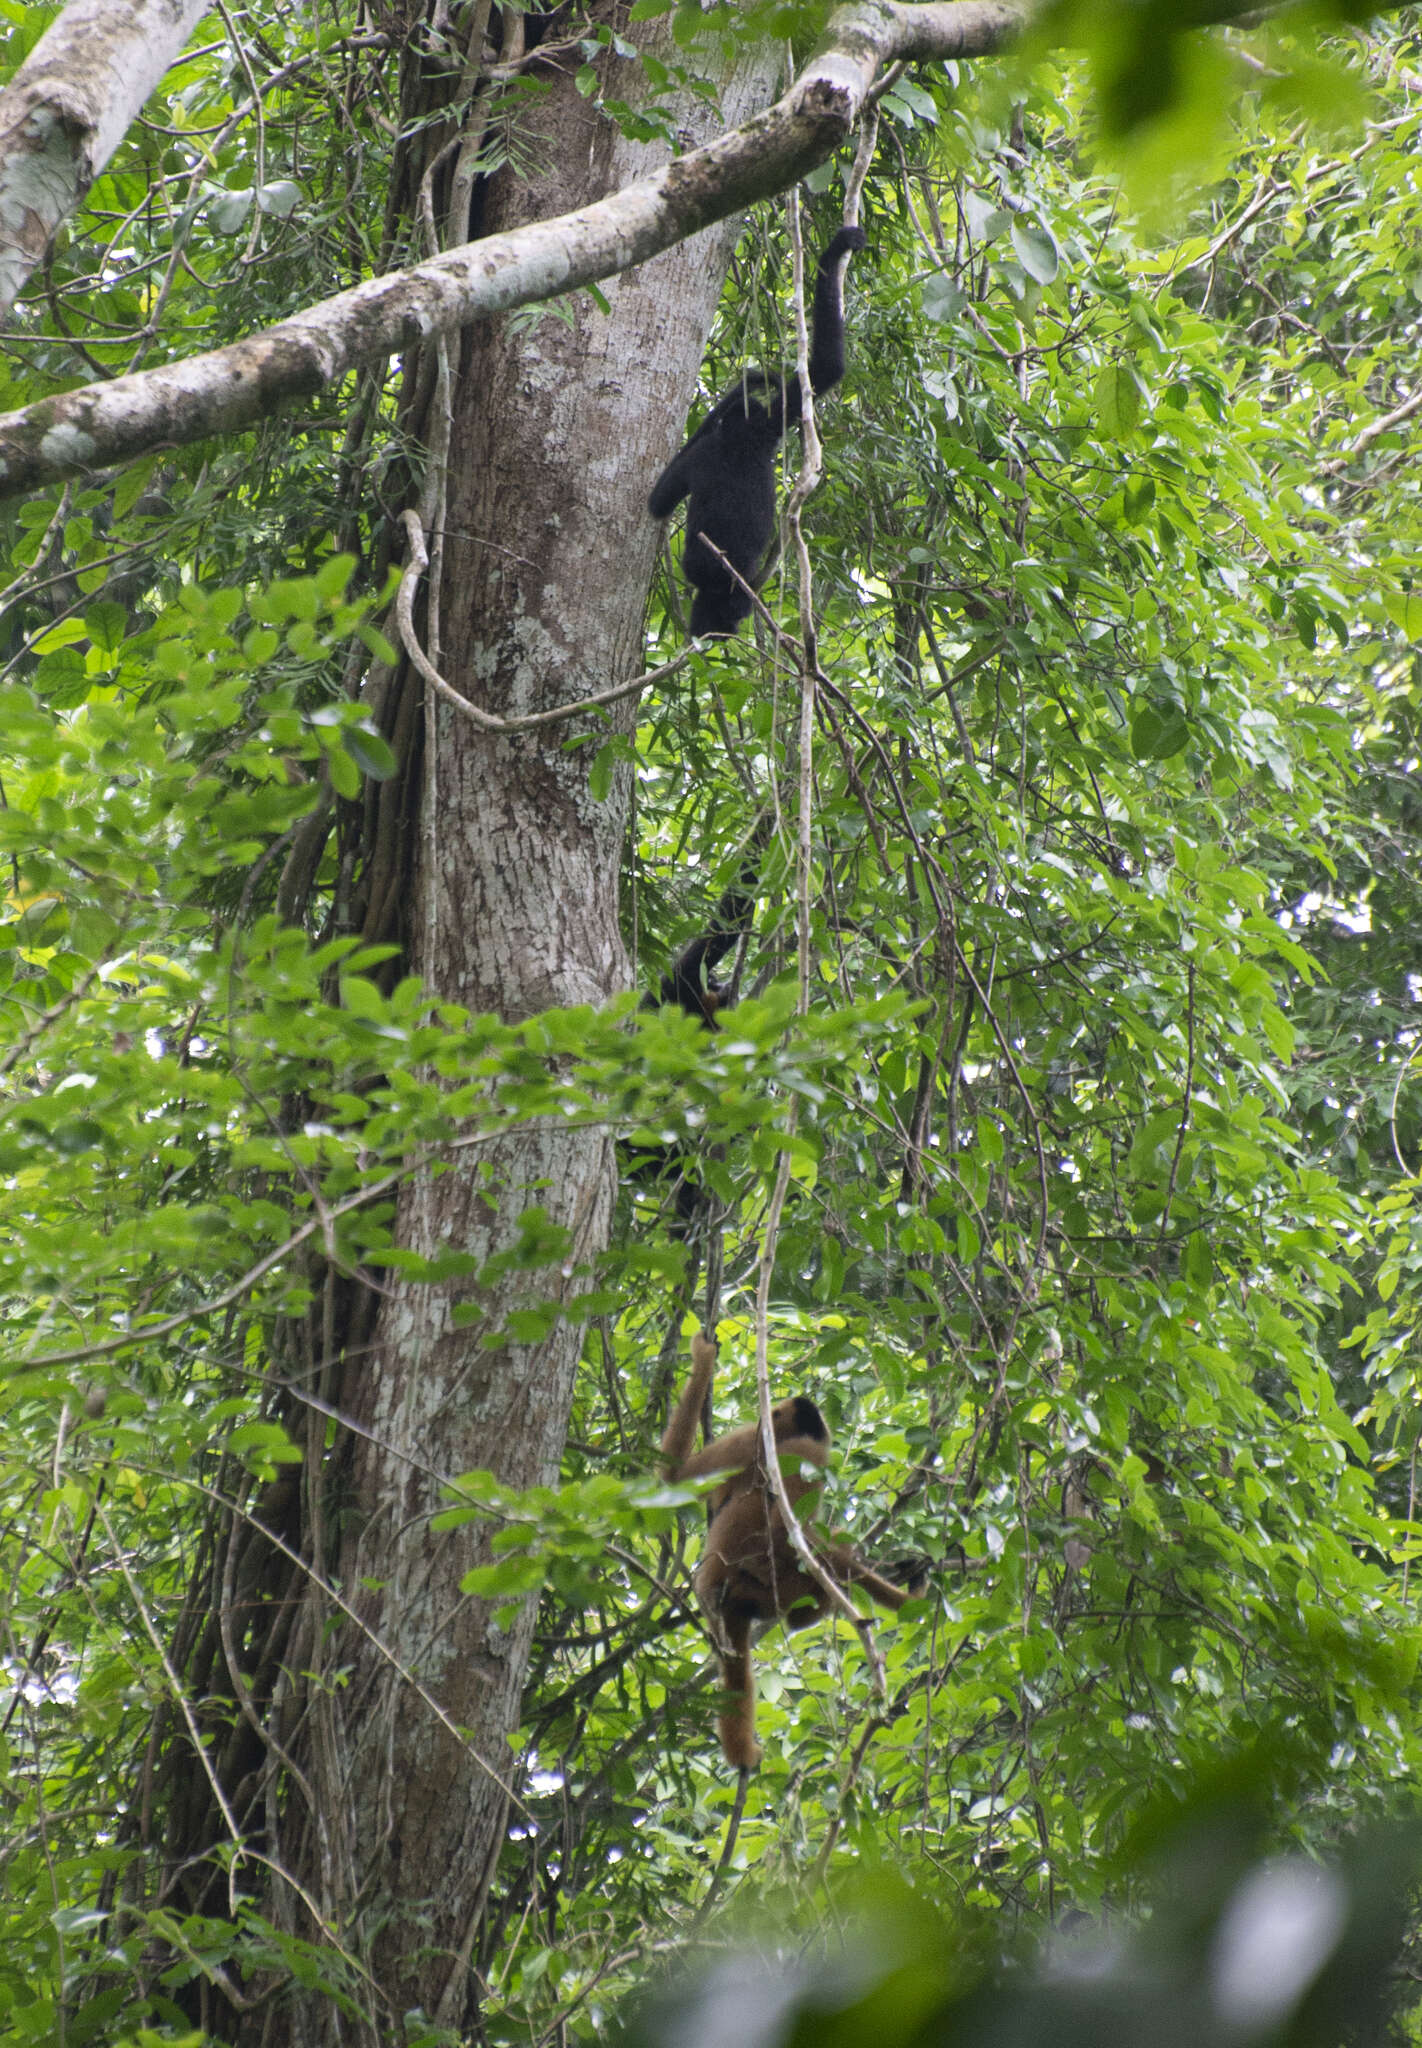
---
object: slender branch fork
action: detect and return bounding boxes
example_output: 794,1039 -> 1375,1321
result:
0,0 -> 1025,502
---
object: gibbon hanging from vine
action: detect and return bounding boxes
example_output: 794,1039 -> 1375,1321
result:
649,224 -> 867,639
660,1328 -> 920,1771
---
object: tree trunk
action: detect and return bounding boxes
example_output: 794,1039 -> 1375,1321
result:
245,30 -> 779,2045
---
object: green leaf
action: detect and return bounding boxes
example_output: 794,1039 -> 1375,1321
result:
1383,590 -> 1422,640
1123,474 -> 1156,523
257,179 -> 302,217
328,742 -> 361,798
1184,1232 -> 1213,1288
207,185 -> 254,234
921,275 -> 966,325
588,741 -> 617,801
343,727 -> 398,782
1011,218 -> 1060,284
1130,702 -> 1189,758
1096,361 -> 1142,437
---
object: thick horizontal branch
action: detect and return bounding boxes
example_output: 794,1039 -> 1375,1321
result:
0,0 -> 1023,504
0,0 -> 214,317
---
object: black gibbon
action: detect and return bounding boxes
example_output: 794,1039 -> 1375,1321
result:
648,225 -> 868,639
626,865 -> 758,1230
496,0 -> 570,59
660,1329 -> 918,1772
655,867 -> 755,1025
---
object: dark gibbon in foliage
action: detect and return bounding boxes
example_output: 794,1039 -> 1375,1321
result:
655,868 -> 754,1024
625,863 -> 758,1232
660,1329 -> 919,1772
648,225 -> 867,639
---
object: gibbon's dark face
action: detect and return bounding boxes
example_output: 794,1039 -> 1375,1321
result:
785,1395 -> 828,1443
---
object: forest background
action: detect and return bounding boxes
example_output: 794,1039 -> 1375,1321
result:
1,0 -> 1421,2041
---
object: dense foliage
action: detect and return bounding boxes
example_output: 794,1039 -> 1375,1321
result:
0,1 -> 1420,2040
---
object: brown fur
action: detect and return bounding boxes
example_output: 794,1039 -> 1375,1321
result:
660,1330 -> 916,1772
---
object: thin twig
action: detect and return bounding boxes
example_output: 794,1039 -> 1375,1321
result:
1158,958 -> 1197,1237
12,1111 -> 605,1374
843,96 -> 881,224
691,1764 -> 752,1925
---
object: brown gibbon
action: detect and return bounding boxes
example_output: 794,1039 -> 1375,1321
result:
660,1329 -> 918,1772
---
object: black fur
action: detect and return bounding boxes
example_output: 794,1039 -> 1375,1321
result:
656,876 -> 753,1024
625,864 -> 760,1232
649,226 -> 867,639
789,1395 -> 829,1444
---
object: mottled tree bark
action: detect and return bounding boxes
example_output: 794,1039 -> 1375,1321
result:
252,30 -> 780,2045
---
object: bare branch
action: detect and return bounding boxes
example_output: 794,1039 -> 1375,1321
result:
1330,382 -> 1422,464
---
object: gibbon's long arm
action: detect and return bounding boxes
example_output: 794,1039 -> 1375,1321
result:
678,1422 -> 830,1487
647,436 -> 697,520
809,1536 -> 918,1614
776,223 -> 867,433
660,1340 -> 829,1490
657,859 -> 758,1019
660,1330 -> 718,1478
649,225 -> 866,513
